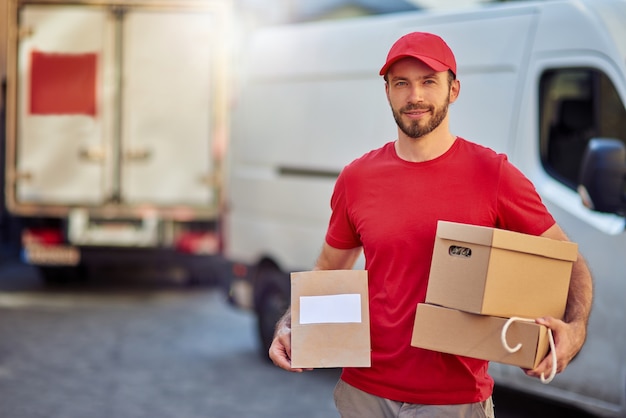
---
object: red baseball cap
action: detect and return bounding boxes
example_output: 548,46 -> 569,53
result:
379,32 -> 457,77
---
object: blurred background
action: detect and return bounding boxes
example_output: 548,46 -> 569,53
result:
0,0 -> 624,417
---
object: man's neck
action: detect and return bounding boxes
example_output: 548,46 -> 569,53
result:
394,130 -> 457,163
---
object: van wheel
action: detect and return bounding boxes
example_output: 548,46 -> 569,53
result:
256,269 -> 289,360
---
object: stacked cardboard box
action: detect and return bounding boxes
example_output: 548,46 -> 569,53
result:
411,221 -> 578,369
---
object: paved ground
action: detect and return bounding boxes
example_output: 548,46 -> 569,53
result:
0,260 -> 341,418
0,258 -> 594,418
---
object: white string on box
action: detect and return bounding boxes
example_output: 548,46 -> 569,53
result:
500,316 -> 557,384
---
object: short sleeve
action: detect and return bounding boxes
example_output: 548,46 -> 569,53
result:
496,157 -> 555,235
325,169 -> 362,249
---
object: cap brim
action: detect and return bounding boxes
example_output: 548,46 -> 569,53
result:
379,54 -> 450,76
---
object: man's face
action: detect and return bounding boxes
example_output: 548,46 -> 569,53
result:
385,58 -> 458,139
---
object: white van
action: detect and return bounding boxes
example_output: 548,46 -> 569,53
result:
225,0 -> 626,416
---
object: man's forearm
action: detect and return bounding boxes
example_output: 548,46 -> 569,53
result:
275,308 -> 292,337
564,254 -> 593,330
540,224 -> 593,327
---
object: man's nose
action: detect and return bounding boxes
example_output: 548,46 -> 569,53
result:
407,86 -> 424,103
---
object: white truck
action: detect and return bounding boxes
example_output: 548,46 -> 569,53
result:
2,0 -> 231,283
225,0 -> 626,416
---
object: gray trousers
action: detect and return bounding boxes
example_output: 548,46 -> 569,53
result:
333,379 -> 495,418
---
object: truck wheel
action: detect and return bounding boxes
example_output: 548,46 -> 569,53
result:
256,269 -> 290,360
38,265 -> 86,286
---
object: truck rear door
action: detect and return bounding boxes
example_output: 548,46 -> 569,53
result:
13,2 -> 222,211
121,9 -> 217,206
16,5 -> 112,205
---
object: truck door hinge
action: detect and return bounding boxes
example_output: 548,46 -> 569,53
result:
18,26 -> 34,40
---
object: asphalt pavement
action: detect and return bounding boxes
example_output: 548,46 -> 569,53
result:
0,259 -> 340,418
0,258 -> 594,418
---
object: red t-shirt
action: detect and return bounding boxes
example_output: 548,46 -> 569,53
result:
325,138 -> 555,404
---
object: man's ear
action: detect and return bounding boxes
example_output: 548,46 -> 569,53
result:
449,79 -> 460,104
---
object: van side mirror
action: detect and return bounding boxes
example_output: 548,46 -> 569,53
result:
578,138 -> 626,215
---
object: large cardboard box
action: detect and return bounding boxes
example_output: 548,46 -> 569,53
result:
411,303 -> 550,369
426,221 -> 578,319
290,270 -> 370,368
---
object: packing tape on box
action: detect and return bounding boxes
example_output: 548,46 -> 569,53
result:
501,316 -> 557,384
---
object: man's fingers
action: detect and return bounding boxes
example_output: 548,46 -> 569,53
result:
268,328 -> 311,372
525,316 -> 571,380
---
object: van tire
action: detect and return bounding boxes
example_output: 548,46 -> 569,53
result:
255,268 -> 290,360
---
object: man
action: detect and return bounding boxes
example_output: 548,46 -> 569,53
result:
269,32 -> 593,418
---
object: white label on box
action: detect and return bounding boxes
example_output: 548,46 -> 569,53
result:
299,294 -> 362,324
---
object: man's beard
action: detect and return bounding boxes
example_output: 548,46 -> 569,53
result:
392,98 -> 449,139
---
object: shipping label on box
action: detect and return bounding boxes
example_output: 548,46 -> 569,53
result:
411,303 -> 550,369
291,270 -> 370,368
426,221 -> 578,319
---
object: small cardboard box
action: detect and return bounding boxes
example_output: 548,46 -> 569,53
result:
411,303 -> 550,369
290,270 -> 370,368
426,221 -> 578,319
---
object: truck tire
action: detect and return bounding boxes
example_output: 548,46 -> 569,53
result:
39,265 -> 86,286
255,267 -> 290,360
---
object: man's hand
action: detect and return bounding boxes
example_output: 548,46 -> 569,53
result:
268,312 -> 311,372
525,316 -> 586,380
269,243 -> 362,372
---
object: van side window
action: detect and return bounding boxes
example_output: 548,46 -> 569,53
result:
540,68 -> 626,189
